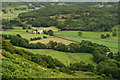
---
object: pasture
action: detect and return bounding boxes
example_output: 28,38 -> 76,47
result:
2,27 -> 51,40
30,37 -> 75,45
31,26 -> 60,32
55,31 -> 118,52
15,46 -> 97,66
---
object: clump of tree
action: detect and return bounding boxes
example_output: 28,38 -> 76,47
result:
43,30 -> 54,36
101,33 -> 110,39
2,9 -> 8,14
101,34 -> 106,39
69,61 -> 94,72
106,34 -> 110,38
112,31 -> 117,36
47,30 -> 54,36
43,36 -> 47,38
2,19 -> 24,30
96,59 -> 120,79
18,4 -> 118,32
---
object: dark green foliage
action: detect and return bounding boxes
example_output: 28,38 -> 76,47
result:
69,61 -> 94,72
59,67 -> 73,74
16,34 -> 21,38
56,43 -> 68,52
101,34 -> 106,39
22,27 -> 26,29
2,19 -> 24,30
2,9 -> 8,14
43,36 -> 47,38
108,52 -> 114,59
106,34 -> 110,38
47,30 -> 54,36
68,43 -> 80,53
112,31 -> 117,36
2,34 -> 110,55
96,59 -> 120,79
48,41 -> 57,49
18,4 -> 117,31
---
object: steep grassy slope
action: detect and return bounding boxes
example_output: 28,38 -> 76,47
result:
2,50 -> 75,78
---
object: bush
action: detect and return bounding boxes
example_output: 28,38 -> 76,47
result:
106,34 -> 110,38
43,36 -> 47,38
22,27 -> 26,29
112,31 -> 117,36
101,34 -> 106,39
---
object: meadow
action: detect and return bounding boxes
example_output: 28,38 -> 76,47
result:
55,31 -> 118,52
2,27 -> 51,40
30,37 -> 75,45
15,46 -> 97,66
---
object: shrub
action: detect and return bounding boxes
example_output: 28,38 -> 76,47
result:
43,36 -> 47,38
106,34 -> 110,38
101,34 -> 106,39
112,31 -> 117,36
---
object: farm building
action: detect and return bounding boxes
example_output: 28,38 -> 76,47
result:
105,52 -> 115,56
32,30 -> 44,34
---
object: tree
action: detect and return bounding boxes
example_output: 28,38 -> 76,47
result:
78,32 -> 82,37
48,41 -> 57,49
47,30 -> 54,36
101,34 -> 106,39
106,34 -> 110,38
2,9 -> 7,14
112,31 -> 117,36
16,34 -> 21,38
22,27 -> 26,29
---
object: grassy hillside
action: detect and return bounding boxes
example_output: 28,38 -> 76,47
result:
2,50 -> 75,78
14,46 -> 96,66
56,31 -> 118,52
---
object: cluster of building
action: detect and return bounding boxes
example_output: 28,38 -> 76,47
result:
32,30 -> 44,34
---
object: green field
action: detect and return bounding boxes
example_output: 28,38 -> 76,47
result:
2,27 -> 51,40
55,31 -> 118,52
15,46 -> 96,66
2,5 -> 35,20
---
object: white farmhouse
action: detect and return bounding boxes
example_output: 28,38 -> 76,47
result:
38,30 -> 44,34
105,52 -> 115,56
32,31 -> 37,34
32,30 -> 44,34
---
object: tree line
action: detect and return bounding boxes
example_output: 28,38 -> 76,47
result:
2,34 -> 110,54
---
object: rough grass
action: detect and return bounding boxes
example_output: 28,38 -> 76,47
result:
56,31 -> 118,52
14,46 -> 97,66
30,37 -> 75,45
